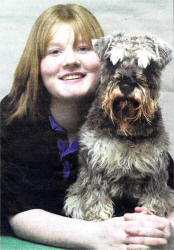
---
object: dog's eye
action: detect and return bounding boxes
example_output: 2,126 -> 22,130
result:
111,76 -> 116,81
137,80 -> 148,88
137,80 -> 143,85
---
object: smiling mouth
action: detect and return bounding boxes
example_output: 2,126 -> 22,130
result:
61,74 -> 86,80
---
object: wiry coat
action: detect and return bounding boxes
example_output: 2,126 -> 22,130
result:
64,33 -> 174,221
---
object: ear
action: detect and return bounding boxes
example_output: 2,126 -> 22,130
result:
136,37 -> 173,69
92,35 -> 112,60
155,39 -> 173,69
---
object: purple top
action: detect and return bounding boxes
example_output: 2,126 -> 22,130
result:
49,115 -> 79,179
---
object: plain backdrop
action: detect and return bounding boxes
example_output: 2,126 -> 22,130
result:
0,0 -> 174,157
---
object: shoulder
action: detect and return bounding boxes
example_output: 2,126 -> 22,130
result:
1,95 -> 50,135
167,153 -> 174,189
1,95 -> 12,123
1,96 -> 56,161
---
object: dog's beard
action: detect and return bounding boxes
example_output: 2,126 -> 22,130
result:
102,84 -> 157,136
113,97 -> 140,123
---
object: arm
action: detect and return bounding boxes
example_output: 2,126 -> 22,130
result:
9,209 -> 168,250
9,209 -> 98,249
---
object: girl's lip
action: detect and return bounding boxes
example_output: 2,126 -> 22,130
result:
59,72 -> 86,80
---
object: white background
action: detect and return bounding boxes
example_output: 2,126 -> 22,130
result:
0,0 -> 173,157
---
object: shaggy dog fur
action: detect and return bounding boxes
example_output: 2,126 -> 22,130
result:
64,32 -> 174,221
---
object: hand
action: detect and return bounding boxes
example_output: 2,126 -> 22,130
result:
124,208 -> 171,249
94,216 -> 145,250
93,215 -> 166,250
167,209 -> 174,228
134,206 -> 153,215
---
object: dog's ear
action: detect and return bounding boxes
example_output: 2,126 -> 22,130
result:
136,37 -> 173,69
92,35 -> 112,60
154,39 -> 173,69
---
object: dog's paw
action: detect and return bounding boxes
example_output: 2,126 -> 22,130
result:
64,195 -> 114,221
138,198 -> 169,217
85,200 -> 114,221
64,195 -> 85,219
85,209 -> 113,221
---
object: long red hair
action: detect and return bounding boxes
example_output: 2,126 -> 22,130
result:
7,4 -> 104,123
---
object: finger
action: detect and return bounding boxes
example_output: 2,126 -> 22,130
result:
134,207 -> 153,215
127,236 -> 167,246
125,227 -> 166,238
163,225 -> 171,239
124,213 -> 169,225
124,213 -> 166,229
134,207 -> 146,213
125,219 -> 165,231
127,244 -> 150,250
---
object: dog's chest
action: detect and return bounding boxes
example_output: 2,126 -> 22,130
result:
80,129 -> 162,178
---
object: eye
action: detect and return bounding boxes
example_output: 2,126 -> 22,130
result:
52,49 -> 60,54
137,79 -> 147,87
47,47 -> 63,55
50,49 -> 62,55
78,45 -> 91,52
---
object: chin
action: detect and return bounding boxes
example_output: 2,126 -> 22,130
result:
58,90 -> 96,104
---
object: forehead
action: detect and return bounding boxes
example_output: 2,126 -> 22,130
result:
48,23 -> 89,46
48,23 -> 75,46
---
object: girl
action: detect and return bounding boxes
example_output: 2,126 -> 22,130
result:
1,4 -> 174,249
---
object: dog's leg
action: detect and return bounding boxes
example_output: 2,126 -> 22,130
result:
64,176 -> 114,221
138,193 -> 169,217
134,151 -> 174,216
64,185 -> 114,221
138,178 -> 174,217
64,151 -> 114,221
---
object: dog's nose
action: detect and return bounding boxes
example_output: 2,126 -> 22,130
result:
119,83 -> 135,95
119,78 -> 136,96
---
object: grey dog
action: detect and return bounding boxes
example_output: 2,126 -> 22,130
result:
64,33 -> 174,221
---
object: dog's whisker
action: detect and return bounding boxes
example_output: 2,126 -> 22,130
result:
101,84 -> 156,135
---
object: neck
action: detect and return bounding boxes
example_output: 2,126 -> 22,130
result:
50,97 -> 91,143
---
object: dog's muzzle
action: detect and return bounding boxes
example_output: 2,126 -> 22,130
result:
102,82 -> 157,135
113,97 -> 140,121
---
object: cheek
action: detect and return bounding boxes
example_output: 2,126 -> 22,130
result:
84,53 -> 100,72
40,58 -> 59,77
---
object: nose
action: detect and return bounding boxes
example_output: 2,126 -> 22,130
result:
62,49 -> 80,69
119,77 -> 136,96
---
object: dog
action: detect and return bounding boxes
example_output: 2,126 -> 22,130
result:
64,32 -> 174,221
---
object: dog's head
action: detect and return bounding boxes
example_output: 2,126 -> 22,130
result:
92,33 -> 173,135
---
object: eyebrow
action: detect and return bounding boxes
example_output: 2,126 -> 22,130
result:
47,42 -> 62,47
47,39 -> 91,49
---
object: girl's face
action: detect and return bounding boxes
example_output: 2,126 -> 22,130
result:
40,23 -> 100,103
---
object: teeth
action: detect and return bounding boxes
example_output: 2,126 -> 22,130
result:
62,74 -> 84,80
